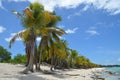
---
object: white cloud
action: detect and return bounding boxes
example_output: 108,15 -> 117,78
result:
1,0 -> 120,14
67,5 -> 89,19
82,5 -> 89,11
28,0 -> 120,15
34,0 -> 84,12
5,33 -> 21,42
85,26 -> 100,37
65,27 -> 78,34
113,9 -> 120,15
8,0 -> 27,2
92,0 -> 120,15
86,30 -> 99,36
0,26 -> 6,33
5,38 -> 11,42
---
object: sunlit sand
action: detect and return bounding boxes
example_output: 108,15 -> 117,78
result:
0,63 -> 104,80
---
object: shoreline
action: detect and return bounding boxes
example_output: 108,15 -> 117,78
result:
0,63 -> 104,80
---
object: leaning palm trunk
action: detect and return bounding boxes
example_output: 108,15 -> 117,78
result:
37,38 -> 45,71
23,29 -> 36,74
38,36 -> 49,71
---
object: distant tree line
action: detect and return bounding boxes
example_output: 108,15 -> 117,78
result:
99,64 -> 120,67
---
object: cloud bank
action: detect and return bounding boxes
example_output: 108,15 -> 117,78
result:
0,0 -> 120,15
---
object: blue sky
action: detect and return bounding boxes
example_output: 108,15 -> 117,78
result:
0,0 -> 120,65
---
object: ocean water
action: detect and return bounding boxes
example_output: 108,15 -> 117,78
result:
102,67 -> 120,80
106,67 -> 120,74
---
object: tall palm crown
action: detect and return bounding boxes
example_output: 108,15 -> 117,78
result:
23,3 -> 44,29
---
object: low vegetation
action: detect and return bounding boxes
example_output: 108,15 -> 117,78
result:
0,46 -> 11,63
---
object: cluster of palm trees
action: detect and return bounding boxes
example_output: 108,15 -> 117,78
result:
9,2 -> 98,74
9,2 -> 66,74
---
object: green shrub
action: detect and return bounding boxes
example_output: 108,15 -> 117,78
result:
12,54 -> 27,64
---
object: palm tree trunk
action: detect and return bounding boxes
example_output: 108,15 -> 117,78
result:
23,29 -> 35,74
38,50 -> 43,71
54,57 -> 58,70
34,42 -> 38,70
23,50 -> 34,74
50,53 -> 54,71
25,44 -> 30,66
38,53 -> 41,70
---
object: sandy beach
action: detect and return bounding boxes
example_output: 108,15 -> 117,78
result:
0,63 -> 104,80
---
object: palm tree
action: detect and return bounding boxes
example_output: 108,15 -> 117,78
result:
69,49 -> 78,68
34,7 -> 66,71
10,2 -> 66,73
10,2 -> 44,73
37,27 -> 66,71
9,29 -> 37,71
54,40 -> 70,69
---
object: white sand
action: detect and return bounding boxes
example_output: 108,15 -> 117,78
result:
0,63 -> 104,80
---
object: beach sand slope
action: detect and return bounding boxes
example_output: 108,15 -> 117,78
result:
0,63 -> 103,80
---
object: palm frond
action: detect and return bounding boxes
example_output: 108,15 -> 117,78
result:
48,27 -> 66,35
12,10 -> 23,18
24,7 -> 34,20
9,30 -> 26,48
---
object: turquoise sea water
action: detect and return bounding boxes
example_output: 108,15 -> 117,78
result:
106,67 -> 120,74
102,67 -> 120,80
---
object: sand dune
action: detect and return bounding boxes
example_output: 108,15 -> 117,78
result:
0,63 -> 103,80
